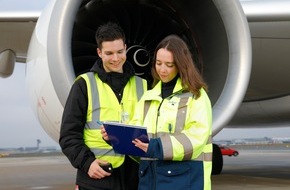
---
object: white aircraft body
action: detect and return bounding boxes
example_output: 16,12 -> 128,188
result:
1,0 -> 290,174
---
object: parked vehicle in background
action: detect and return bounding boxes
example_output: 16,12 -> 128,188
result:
219,146 -> 239,156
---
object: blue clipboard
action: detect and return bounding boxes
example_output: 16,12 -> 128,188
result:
103,121 -> 149,157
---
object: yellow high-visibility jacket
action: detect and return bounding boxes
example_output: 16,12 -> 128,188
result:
130,78 -> 212,190
80,72 -> 147,168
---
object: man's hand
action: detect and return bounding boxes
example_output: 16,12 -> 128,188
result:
88,159 -> 112,179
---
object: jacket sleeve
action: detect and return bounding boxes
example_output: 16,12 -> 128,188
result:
149,89 -> 212,161
59,78 -> 96,172
146,138 -> 164,159
179,90 -> 212,160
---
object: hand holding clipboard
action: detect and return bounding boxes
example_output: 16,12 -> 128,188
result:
102,121 -> 149,157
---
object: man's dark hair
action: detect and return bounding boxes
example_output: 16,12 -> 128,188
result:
95,22 -> 126,49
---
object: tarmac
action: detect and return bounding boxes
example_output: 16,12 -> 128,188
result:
212,149 -> 290,190
0,149 -> 289,190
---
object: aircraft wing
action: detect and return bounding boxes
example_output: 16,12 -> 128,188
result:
0,0 -> 49,77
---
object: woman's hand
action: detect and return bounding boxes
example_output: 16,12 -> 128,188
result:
132,138 -> 148,153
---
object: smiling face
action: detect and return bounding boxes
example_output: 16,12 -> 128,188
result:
155,48 -> 178,83
97,39 -> 127,73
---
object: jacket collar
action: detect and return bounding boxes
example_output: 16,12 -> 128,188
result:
143,78 -> 185,101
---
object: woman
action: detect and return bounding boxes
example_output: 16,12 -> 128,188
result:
131,35 -> 212,190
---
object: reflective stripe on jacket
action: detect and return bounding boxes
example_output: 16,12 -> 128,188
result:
78,72 -> 146,168
131,78 -> 212,190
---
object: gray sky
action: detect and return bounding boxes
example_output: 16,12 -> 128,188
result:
214,127 -> 290,140
0,64 -> 58,148
1,64 -> 290,148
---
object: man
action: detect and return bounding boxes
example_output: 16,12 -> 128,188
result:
59,22 -> 147,190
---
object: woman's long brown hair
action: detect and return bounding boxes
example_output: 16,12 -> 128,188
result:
151,35 -> 208,98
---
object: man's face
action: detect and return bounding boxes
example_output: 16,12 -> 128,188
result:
97,39 -> 127,73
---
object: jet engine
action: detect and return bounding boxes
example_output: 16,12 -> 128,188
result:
26,0 -> 251,174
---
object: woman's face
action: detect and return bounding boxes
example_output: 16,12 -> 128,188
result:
155,48 -> 178,83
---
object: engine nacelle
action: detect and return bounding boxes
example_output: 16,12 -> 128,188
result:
26,0 -> 251,142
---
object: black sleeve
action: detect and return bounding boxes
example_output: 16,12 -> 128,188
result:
59,78 -> 96,173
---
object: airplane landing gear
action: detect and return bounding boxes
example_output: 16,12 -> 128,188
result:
212,143 -> 223,175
